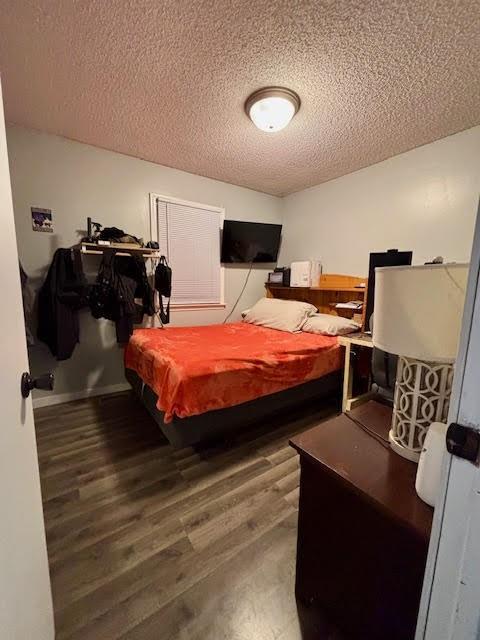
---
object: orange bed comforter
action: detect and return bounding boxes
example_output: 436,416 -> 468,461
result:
125,322 -> 342,422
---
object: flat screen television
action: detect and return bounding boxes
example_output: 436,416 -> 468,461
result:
221,220 -> 282,263
365,249 -> 413,331
367,249 -> 413,404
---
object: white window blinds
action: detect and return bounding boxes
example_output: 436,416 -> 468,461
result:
154,197 -> 223,305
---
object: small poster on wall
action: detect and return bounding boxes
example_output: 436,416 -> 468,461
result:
31,207 -> 53,233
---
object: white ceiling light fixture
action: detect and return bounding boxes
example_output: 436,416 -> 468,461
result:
245,87 -> 300,133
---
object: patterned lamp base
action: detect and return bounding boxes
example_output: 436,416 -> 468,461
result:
390,356 -> 453,463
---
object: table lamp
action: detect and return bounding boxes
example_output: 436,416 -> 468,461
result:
373,263 -> 468,462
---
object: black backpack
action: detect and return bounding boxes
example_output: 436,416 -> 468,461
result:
154,255 -> 172,324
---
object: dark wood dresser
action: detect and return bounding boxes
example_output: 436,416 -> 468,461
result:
290,401 -> 433,640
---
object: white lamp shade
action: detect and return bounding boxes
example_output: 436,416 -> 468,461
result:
373,263 -> 469,363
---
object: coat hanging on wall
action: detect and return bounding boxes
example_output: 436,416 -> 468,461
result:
88,249 -> 155,343
37,248 -> 87,360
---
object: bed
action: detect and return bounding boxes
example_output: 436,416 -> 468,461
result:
124,322 -> 343,448
124,273 -> 366,447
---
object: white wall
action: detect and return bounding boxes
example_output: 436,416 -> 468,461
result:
7,126 -> 282,404
279,126 -> 480,276
9,125 -> 479,404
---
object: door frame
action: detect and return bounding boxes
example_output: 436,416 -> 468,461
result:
416,199 -> 480,639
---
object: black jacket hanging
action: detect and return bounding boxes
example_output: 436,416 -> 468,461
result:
89,250 -> 154,343
89,249 -> 119,321
37,248 -> 87,360
114,254 -> 155,318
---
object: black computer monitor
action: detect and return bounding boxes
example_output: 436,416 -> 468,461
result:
365,249 -> 413,331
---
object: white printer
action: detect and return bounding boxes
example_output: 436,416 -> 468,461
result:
290,260 -> 322,287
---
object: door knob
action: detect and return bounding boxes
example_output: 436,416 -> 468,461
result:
21,372 -> 54,398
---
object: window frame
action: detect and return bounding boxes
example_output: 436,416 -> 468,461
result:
149,193 -> 225,310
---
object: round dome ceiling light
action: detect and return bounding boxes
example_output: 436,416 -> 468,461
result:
245,87 -> 300,133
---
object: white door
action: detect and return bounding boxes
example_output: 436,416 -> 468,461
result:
416,199 -> 480,639
0,80 -> 54,638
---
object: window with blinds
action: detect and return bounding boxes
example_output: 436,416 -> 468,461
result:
151,195 -> 224,306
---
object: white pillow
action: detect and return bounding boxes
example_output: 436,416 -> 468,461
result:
302,313 -> 360,336
243,298 -> 317,333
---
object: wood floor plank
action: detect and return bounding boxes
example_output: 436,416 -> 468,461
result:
36,422 -> 150,459
46,493 -> 184,566
284,487 -> 300,509
40,435 -> 162,479
44,467 -> 183,530
40,447 -> 170,502
276,468 -> 300,494
182,456 -> 299,550
34,391 -> 341,640
267,443 -> 298,465
51,516 -> 186,608
121,510 -> 300,640
78,454 -> 175,500
46,458 -> 270,564
59,497 -> 295,640
39,426 -> 156,466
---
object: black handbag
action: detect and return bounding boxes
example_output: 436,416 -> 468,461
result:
154,255 -> 172,324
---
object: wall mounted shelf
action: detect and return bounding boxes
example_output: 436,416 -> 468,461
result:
79,242 -> 160,259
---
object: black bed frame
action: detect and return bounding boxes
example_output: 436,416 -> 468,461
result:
125,367 -> 341,448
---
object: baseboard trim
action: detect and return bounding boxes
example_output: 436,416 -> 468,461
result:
32,382 -> 131,408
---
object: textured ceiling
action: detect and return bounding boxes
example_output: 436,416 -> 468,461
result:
0,1 -> 479,196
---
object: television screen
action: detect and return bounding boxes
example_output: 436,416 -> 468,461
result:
365,249 -> 413,331
221,220 -> 282,263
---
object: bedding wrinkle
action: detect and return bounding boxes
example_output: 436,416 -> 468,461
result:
125,323 -> 342,422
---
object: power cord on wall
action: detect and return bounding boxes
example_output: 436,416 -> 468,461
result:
223,261 -> 254,324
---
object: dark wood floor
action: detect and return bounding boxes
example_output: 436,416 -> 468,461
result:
34,392 -> 345,640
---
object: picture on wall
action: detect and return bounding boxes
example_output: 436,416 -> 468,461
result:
31,207 -> 53,233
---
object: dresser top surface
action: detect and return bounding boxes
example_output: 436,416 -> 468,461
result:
290,401 -> 433,540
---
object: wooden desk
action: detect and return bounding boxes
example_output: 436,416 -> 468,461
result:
337,333 -> 374,412
290,401 -> 433,640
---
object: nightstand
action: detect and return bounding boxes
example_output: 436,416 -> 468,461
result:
338,332 -> 374,412
290,401 -> 433,640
